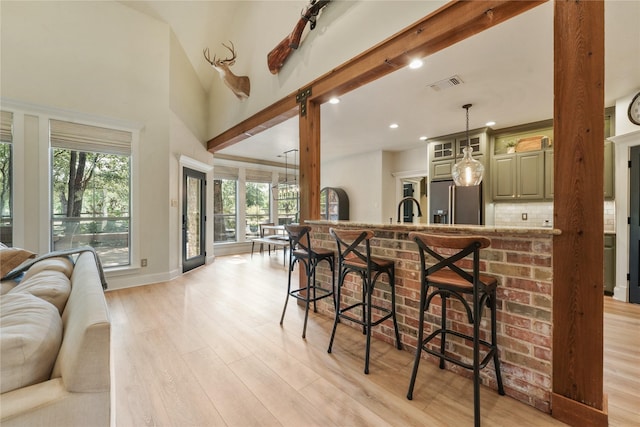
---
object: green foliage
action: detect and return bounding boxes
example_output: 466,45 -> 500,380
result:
245,182 -> 269,214
52,148 -> 130,218
220,179 -> 236,214
0,143 -> 11,219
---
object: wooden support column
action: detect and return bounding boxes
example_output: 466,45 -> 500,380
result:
297,96 -> 321,289
298,97 -> 321,222
552,1 -> 606,426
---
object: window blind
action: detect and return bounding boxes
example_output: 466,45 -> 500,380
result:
49,119 -> 131,155
1,111 -> 13,143
245,169 -> 273,183
213,165 -> 238,180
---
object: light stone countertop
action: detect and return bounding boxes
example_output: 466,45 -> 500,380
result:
305,220 -> 562,236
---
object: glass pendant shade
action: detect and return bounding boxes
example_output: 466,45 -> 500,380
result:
452,145 -> 484,186
452,103 -> 484,186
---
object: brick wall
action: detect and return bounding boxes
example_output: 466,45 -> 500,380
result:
309,222 -> 555,413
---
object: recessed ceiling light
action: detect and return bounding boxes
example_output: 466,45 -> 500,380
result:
419,136 -> 428,141
486,121 -> 496,127
409,59 -> 423,69
329,97 -> 340,104
389,123 -> 399,129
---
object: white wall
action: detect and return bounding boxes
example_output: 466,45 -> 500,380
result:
1,1 -> 212,289
206,1 -> 447,139
319,146 -> 430,224
322,150 -> 385,223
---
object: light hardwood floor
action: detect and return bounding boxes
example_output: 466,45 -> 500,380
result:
107,253 -> 639,426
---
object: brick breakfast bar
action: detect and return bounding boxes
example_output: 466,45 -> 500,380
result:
304,220 -> 560,413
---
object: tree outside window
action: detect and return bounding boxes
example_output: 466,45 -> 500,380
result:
0,142 -> 11,246
213,178 -> 237,242
0,111 -> 13,246
245,181 -> 270,239
51,148 -> 130,267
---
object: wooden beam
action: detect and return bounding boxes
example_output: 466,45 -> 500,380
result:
207,1 -> 545,153
552,0 -> 606,425
207,96 -> 298,153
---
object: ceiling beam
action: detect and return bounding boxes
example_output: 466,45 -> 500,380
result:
207,0 -> 545,153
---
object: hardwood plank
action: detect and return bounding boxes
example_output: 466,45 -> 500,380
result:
228,355 -> 334,426
183,347 -> 281,426
107,255 -> 637,426
132,327 -> 227,426
603,297 -> 640,427
108,292 -> 167,427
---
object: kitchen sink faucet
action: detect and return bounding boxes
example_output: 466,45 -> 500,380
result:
397,197 -> 422,223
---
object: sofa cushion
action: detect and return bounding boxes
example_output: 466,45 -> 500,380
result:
1,280 -> 17,296
8,270 -> 71,314
0,247 -> 36,278
0,293 -> 63,394
21,256 -> 74,281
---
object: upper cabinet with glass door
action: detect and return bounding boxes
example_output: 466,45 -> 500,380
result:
429,131 -> 487,181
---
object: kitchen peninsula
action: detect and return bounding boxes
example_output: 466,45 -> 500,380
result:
305,220 -> 560,414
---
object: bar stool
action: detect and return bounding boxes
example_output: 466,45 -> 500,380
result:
406,232 -> 504,427
280,225 -> 336,339
328,228 -> 402,374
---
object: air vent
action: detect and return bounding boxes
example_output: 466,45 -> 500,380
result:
428,75 -> 464,91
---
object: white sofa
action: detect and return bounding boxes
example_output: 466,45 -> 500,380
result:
0,251 -> 111,426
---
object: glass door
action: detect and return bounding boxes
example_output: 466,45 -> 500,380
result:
183,167 -> 206,272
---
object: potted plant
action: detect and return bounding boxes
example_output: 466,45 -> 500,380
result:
506,140 -> 517,153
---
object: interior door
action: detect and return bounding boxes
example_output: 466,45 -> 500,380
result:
403,183 -> 414,223
629,146 -> 639,304
183,167 -> 206,273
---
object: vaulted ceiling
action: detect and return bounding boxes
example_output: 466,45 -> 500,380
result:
124,1 -> 640,163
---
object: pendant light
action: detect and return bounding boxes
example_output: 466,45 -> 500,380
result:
452,103 -> 484,186
272,149 -> 299,201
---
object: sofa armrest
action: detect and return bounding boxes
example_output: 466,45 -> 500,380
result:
51,252 -> 111,393
0,378 -> 109,426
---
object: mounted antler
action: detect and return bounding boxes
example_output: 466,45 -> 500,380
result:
203,41 -> 250,100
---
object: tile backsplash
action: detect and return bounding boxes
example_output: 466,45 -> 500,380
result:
493,200 -> 616,233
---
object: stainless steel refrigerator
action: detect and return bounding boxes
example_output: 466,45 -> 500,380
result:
429,180 -> 482,225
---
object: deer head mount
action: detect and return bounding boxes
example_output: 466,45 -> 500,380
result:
203,42 -> 250,100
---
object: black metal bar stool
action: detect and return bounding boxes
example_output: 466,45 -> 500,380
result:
406,232 -> 504,427
327,228 -> 402,374
280,225 -> 335,339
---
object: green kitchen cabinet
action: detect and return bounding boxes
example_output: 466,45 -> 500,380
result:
492,151 -> 544,200
431,159 -> 455,180
545,150 -> 554,199
492,155 -> 516,199
604,140 -> 614,199
604,234 -> 616,295
429,132 -> 486,180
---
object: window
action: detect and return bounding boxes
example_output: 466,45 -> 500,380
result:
245,181 -> 270,239
50,119 -> 131,267
0,111 -> 12,246
213,178 -> 237,242
277,184 -> 299,225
